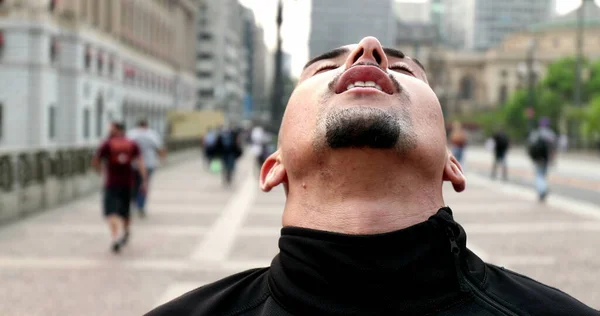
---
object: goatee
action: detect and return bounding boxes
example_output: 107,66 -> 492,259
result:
317,107 -> 417,153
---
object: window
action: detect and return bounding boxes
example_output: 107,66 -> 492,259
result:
96,96 -> 104,137
48,105 -> 56,139
108,56 -> 114,75
97,51 -> 103,73
198,89 -> 214,98
84,45 -> 91,70
498,85 -> 508,104
197,52 -> 212,59
553,38 -> 560,48
50,37 -> 58,64
500,70 -> 508,78
83,108 -> 90,139
0,103 -> 3,140
197,71 -> 211,78
199,33 -> 212,41
0,30 -> 5,61
459,76 -> 474,100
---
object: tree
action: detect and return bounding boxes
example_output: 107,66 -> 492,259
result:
581,95 -> 600,142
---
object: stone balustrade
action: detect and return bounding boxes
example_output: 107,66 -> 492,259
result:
0,138 -> 201,225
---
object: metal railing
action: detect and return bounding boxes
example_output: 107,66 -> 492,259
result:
0,138 -> 201,224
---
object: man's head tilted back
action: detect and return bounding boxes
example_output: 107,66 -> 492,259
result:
147,37 -> 598,316
259,37 -> 466,234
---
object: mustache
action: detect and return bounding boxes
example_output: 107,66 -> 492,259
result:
327,61 -> 402,93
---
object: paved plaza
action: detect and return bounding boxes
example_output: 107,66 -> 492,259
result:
0,152 -> 599,315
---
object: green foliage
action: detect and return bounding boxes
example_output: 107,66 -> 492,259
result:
490,57 -> 599,141
586,60 -> 600,99
581,96 -> 600,139
501,89 -> 529,139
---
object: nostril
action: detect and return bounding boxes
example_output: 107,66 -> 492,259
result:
373,49 -> 382,65
352,48 -> 364,63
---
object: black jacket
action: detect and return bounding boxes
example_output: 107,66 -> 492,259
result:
147,208 -> 598,316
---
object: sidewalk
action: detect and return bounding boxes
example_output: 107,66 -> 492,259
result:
0,154 -> 597,315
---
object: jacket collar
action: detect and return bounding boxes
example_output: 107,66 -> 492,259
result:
268,207 -> 474,315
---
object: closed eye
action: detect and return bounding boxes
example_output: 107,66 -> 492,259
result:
389,64 -> 415,77
314,64 -> 338,75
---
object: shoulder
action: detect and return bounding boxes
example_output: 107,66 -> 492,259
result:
97,140 -> 110,153
483,264 -> 598,315
145,268 -> 271,316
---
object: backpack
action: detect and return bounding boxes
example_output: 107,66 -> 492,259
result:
528,136 -> 549,161
221,131 -> 234,149
108,138 -> 135,166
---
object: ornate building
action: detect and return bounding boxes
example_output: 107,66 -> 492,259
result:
0,0 -> 197,148
429,2 -> 600,116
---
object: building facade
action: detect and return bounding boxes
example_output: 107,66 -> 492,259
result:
0,0 -> 197,148
196,0 -> 247,123
241,7 -> 269,121
394,0 -> 431,24
438,0 -> 553,51
395,21 -> 437,71
309,0 -> 396,57
430,2 -> 600,115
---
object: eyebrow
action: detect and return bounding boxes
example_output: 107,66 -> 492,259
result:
382,48 -> 405,59
303,47 -> 349,70
302,47 -> 425,72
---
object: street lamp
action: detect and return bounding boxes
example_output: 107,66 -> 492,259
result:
270,0 -> 285,132
526,39 -> 537,132
517,39 -> 538,132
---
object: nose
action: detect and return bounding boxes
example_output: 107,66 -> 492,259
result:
344,37 -> 389,70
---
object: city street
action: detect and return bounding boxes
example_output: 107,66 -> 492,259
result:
465,146 -> 600,205
0,152 -> 598,315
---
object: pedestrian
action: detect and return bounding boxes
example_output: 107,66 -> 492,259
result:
147,37 -> 596,315
215,125 -> 243,186
127,119 -> 166,218
527,117 -> 557,202
93,121 -> 147,254
558,133 -> 568,152
250,124 -> 272,175
203,127 -> 218,167
490,127 -> 510,180
449,120 -> 467,166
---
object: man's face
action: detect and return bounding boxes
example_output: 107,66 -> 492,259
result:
279,37 -> 447,177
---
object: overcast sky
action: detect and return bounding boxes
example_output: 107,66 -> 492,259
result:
239,0 -> 592,78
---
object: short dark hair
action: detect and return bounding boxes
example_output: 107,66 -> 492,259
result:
112,121 -> 126,131
137,118 -> 148,127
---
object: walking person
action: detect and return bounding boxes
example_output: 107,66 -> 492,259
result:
216,126 -> 243,186
127,119 -> 166,218
93,122 -> 147,254
449,121 -> 467,166
203,127 -> 219,168
527,117 -> 557,202
250,124 -> 271,175
490,128 -> 510,180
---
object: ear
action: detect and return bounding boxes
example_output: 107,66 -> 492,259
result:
442,152 -> 466,192
260,151 -> 287,192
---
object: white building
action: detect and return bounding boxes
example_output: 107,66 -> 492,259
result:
0,0 -> 197,148
196,0 -> 247,123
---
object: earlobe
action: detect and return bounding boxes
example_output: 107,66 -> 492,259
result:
260,151 -> 288,192
443,154 -> 466,192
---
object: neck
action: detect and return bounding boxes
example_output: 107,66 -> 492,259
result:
283,149 -> 444,234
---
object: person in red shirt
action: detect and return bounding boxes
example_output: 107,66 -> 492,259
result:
92,121 -> 148,253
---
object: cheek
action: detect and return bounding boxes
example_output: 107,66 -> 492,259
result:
282,75 -> 333,136
405,81 -> 446,147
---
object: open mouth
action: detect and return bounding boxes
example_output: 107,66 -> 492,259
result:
334,66 -> 396,95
